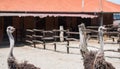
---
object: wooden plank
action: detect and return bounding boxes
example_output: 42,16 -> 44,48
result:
66,32 -> 79,34
42,37 -> 54,40
26,35 -> 33,38
33,40 -> 43,43
43,30 -> 53,33
104,32 -> 119,34
26,29 -> 33,32
33,35 -> 43,38
53,29 -> 67,32
66,46 -> 80,49
33,29 -> 43,32
25,40 -> 33,43
85,29 -> 98,33
53,36 -> 60,38
66,38 -> 79,41
87,26 -> 99,29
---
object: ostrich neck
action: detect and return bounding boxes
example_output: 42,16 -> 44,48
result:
7,32 -> 15,57
80,29 -> 85,46
79,28 -> 88,52
99,30 -> 104,53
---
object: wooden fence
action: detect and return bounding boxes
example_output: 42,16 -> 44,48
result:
25,26 -> 120,53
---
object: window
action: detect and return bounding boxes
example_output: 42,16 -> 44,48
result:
114,13 -> 120,20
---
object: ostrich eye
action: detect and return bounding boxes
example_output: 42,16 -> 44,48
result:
100,28 -> 103,30
8,28 -> 11,30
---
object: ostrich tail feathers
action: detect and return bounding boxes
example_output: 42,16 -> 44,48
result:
18,61 -> 41,69
93,60 -> 115,69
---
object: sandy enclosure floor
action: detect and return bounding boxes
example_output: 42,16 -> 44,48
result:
0,40 -> 120,69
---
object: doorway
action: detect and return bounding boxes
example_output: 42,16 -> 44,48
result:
58,17 -> 66,29
3,16 -> 13,41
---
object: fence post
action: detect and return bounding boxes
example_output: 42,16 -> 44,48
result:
118,29 -> 120,52
59,26 -> 64,42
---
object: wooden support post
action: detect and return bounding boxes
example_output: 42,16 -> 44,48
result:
118,32 -> 120,52
33,29 -> 36,48
33,42 -> 36,48
54,33 -> 57,51
54,43 -> 56,51
67,41 -> 69,53
43,43 -> 46,49
42,31 -> 46,49
118,45 -> 120,52
112,38 -> 115,42
60,26 -> 64,42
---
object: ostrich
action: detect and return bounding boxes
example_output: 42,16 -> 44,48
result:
78,23 -> 96,69
7,26 -> 40,69
78,24 -> 115,69
93,26 -> 115,69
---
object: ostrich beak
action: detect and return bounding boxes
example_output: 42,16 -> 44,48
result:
12,28 -> 15,32
103,27 -> 107,30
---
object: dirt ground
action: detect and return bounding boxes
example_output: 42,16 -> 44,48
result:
0,39 -> 120,69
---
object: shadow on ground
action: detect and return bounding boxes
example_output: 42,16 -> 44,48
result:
0,41 -> 25,48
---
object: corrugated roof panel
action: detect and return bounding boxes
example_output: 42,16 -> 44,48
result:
0,0 -> 120,12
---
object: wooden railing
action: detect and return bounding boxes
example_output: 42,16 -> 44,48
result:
25,27 -> 120,53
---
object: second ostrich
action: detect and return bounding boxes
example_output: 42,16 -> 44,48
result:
7,26 -> 40,69
78,24 -> 115,69
93,26 -> 115,69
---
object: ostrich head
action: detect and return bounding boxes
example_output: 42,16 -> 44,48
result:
6,26 -> 15,34
78,23 -> 86,44
98,26 -> 106,32
7,26 -> 15,57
